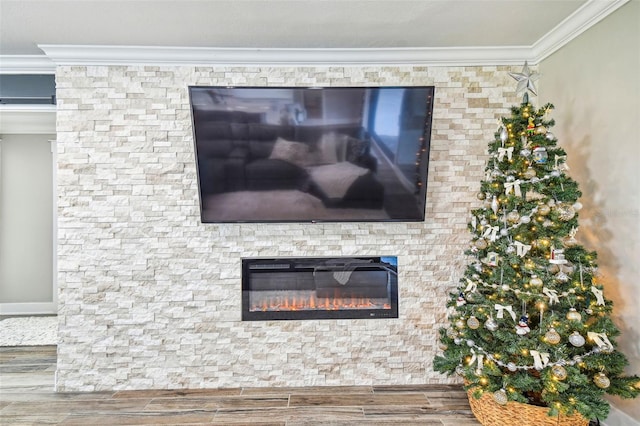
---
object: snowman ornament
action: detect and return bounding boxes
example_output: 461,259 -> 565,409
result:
516,315 -> 531,336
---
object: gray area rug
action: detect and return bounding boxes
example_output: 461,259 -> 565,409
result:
0,316 -> 57,346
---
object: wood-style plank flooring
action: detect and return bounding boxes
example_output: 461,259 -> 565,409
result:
0,346 -> 480,425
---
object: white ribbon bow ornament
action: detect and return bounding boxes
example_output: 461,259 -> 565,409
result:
495,304 -> 516,322
483,225 -> 500,242
513,241 -> 532,257
497,147 -> 514,162
530,350 -> 550,370
504,180 -> 522,197
591,286 -> 605,306
588,332 -> 613,352
542,287 -> 560,306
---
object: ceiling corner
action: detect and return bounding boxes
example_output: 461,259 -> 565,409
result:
531,0 -> 629,63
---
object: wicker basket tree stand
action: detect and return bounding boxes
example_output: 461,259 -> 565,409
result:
467,387 -> 589,426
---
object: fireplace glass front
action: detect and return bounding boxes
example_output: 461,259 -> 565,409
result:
242,256 -> 398,320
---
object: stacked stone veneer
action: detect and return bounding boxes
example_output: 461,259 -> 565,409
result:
55,65 -> 520,391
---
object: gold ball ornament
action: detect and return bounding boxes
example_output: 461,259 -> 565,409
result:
545,328 -> 561,345
563,235 -> 579,247
634,380 -> 640,390
455,319 -> 466,329
594,372 -> 611,389
535,125 -> 547,135
555,203 -> 576,221
475,238 -> 488,250
552,365 -> 568,380
467,316 -> 480,329
476,192 -> 486,200
530,275 -> 543,287
493,389 -> 509,405
566,308 -> 582,322
507,210 -> 520,223
538,204 -> 551,216
523,167 -> 537,179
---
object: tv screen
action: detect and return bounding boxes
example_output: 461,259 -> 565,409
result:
189,86 -> 435,223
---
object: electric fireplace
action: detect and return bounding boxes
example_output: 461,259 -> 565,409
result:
242,256 -> 398,321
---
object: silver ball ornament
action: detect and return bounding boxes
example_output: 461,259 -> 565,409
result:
569,331 -> 586,347
485,318 -> 499,331
566,308 -> 582,322
493,389 -> 508,405
507,362 -> 517,372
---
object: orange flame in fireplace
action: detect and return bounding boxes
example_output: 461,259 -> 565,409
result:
254,292 -> 391,312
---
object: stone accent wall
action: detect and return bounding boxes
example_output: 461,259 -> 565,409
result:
55,65 -> 520,391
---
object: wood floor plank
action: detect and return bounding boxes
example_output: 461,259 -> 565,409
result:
59,410 -> 217,425
144,395 -> 289,411
213,406 -> 366,422
0,345 -> 482,425
113,388 -> 242,399
1,398 -> 153,415
289,392 -> 429,407
0,413 -> 69,425
241,385 -> 373,395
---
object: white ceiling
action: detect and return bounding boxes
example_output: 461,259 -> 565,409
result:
0,0 -> 629,68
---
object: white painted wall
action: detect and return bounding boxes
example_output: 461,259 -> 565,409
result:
0,133 -> 55,312
540,1 -> 640,423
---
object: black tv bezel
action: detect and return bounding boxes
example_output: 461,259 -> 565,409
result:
188,85 -> 435,224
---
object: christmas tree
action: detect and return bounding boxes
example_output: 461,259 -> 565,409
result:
434,63 -> 640,421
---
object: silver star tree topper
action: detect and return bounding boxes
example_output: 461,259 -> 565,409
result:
509,61 -> 540,102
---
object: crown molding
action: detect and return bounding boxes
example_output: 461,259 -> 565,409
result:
2,0 -> 628,69
37,45 -> 533,67
0,55 -> 56,74
0,105 -> 56,134
532,0 -> 629,62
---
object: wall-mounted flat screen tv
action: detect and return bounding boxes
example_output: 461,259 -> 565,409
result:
189,86 -> 435,223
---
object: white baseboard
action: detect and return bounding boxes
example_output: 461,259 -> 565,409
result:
603,405 -> 640,426
0,302 -> 57,316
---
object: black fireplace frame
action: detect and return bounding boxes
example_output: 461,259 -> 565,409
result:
241,256 -> 399,321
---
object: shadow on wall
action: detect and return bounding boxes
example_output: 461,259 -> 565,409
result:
559,96 -> 640,417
